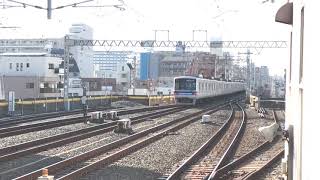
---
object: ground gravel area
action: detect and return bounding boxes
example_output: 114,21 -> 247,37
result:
0,121 -> 95,148
255,160 -> 283,180
233,107 -> 276,159
0,107 -> 196,179
80,109 -> 231,180
0,107 -> 168,148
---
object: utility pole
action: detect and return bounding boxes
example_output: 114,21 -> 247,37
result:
132,56 -> 136,95
64,35 -> 70,111
47,0 -> 52,19
239,49 -> 253,97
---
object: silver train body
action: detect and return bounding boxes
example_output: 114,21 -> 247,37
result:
173,76 -> 246,105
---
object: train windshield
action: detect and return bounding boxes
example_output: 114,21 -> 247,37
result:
175,78 -> 196,90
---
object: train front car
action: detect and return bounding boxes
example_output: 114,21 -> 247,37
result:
174,76 -> 197,105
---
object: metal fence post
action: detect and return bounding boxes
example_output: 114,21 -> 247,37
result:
33,98 -> 36,113
21,98 -> 24,115
71,96 -> 73,110
55,97 -> 58,112
45,97 -> 48,112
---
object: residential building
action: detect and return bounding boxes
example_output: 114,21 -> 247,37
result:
68,24 -> 94,78
0,76 -> 4,100
0,52 -> 63,99
186,52 -> 217,78
93,51 -> 139,78
81,78 -> 116,96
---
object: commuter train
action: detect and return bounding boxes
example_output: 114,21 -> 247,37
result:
173,76 -> 246,105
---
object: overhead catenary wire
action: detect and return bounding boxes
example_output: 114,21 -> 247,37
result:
4,0 -> 125,19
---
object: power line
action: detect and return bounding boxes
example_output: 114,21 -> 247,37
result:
5,0 -> 125,19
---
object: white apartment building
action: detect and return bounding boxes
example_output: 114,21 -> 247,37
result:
68,24 -> 94,78
93,51 -> 140,78
0,53 -> 63,99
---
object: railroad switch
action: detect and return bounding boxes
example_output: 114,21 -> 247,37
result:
37,169 -> 54,180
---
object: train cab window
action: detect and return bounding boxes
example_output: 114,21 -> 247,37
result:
175,78 -> 196,90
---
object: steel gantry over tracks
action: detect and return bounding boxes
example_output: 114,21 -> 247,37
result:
63,37 -> 287,110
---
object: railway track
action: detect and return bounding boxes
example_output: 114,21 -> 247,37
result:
164,103 -> 246,180
211,137 -> 283,180
159,103 -> 245,180
0,105 -> 176,129
208,108 -> 284,180
11,101 -> 233,180
0,106 -> 185,163
0,106 -> 115,128
0,105 -> 177,138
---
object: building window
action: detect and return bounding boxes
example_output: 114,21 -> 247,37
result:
16,63 -> 19,71
26,83 -> 34,89
122,66 -> 125,71
9,63 -> 12,69
20,63 -> 23,71
26,63 -> 30,68
48,63 -> 54,69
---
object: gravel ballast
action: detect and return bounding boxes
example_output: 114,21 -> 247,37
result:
0,108 -> 172,148
0,107 -> 200,179
81,109 -> 231,180
233,107 -> 276,159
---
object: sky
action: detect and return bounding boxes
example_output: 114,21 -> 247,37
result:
0,0 -> 291,76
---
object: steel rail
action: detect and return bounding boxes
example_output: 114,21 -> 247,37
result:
56,104 -> 231,180
242,150 -> 284,180
0,107 -> 185,162
13,102 -> 231,180
0,105 -> 177,138
0,106 -> 113,127
211,138 -> 285,180
166,103 -> 245,180
0,116 -> 86,138
206,104 -> 247,179
0,104 -> 176,128
211,141 -> 270,179
210,108 -> 283,180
